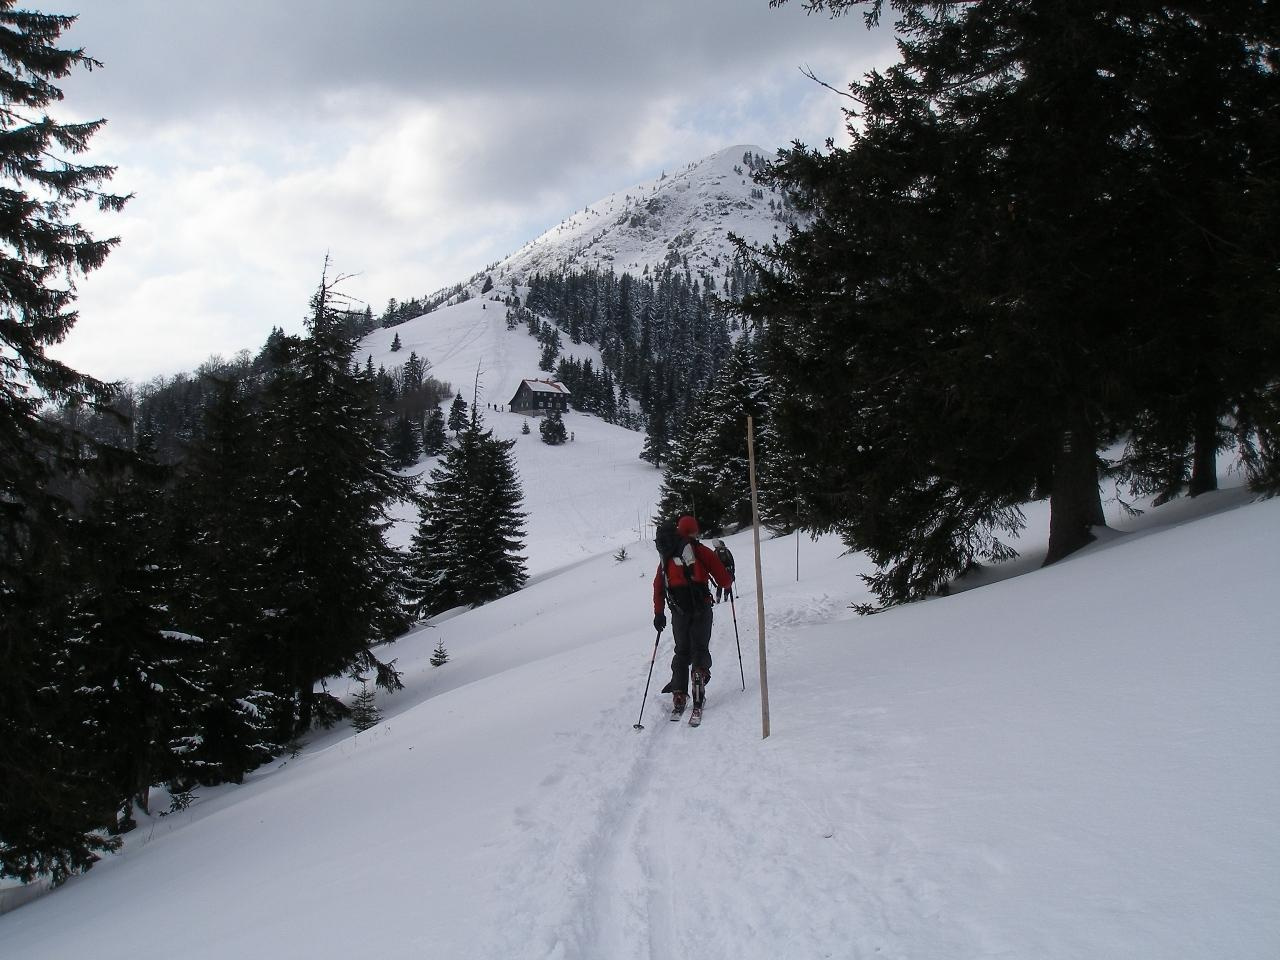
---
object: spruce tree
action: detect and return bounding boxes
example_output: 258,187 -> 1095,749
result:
390,412 -> 421,468
63,435 -> 204,833
640,408 -> 671,468
447,392 -> 468,433
349,682 -> 381,732
1110,6 -> 1280,500
406,409 -> 528,617
0,4 -> 131,884
421,405 -> 448,456
430,640 -> 449,667
402,351 -> 425,392
166,375 -> 281,785
539,411 -> 568,445
255,265 -> 415,737
750,0 -> 1279,604
656,339 -> 770,532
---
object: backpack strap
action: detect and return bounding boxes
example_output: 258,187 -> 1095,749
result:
660,542 -> 690,606
663,540 -> 709,611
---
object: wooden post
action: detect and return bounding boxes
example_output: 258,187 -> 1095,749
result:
747,415 -> 770,739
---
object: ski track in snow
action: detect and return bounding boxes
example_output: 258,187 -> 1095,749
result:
481,587 -> 983,960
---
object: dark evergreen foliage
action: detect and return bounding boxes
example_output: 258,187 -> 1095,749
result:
390,413 -> 422,468
62,436 -> 202,834
154,372 -> 281,785
539,411 -> 568,445
747,0 -> 1280,606
521,263 -> 752,446
554,356 -> 619,422
421,405 -> 448,456
379,281 -> 470,329
429,639 -> 449,667
349,682 -> 381,732
655,338 -> 777,533
447,392 -> 468,433
252,265 -> 415,738
406,409 -> 528,618
0,4 -> 131,884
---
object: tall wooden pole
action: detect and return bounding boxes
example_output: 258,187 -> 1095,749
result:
746,415 -> 770,739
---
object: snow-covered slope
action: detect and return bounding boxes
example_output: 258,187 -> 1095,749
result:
358,292 -> 658,573
477,144 -> 791,288
2,471 -> 1277,958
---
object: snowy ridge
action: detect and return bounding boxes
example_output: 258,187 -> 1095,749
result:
480,144 -> 792,289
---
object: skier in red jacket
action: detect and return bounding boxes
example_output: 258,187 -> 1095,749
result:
652,515 -> 733,716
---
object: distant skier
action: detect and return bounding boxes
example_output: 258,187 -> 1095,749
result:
652,515 -> 733,717
712,539 -> 735,603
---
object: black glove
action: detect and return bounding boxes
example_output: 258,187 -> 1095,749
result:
653,612 -> 666,631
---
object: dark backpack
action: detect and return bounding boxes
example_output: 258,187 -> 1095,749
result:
655,521 -> 686,564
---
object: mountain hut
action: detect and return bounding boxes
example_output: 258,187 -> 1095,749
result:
508,378 -> 571,416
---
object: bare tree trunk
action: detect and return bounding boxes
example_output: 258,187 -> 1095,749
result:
296,683 -> 314,737
1044,419 -> 1105,566
1189,401 -> 1219,497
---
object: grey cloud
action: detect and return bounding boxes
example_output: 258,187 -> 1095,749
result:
48,0 -> 876,122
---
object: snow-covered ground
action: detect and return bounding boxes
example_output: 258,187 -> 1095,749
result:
3,301 -> 1277,958
361,292 -> 657,573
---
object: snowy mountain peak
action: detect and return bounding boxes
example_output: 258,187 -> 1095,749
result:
482,144 -> 795,288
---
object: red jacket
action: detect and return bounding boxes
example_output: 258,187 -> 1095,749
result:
653,540 -> 733,614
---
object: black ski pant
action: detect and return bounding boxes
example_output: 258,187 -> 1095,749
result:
662,601 -> 713,695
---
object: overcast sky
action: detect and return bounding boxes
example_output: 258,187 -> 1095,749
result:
35,1 -> 893,383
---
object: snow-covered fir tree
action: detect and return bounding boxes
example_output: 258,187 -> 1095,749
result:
406,408 -> 528,618
447,392 -> 468,433
166,375 -> 281,787
422,405 -> 449,456
655,338 -> 773,532
540,411 -> 568,445
253,264 -> 415,737
430,640 -> 449,666
390,412 -> 422,467
0,6 -> 132,885
349,682 -> 381,732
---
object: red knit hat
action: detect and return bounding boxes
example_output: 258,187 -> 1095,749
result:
676,515 -> 699,538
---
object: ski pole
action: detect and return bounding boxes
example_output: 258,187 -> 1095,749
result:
728,593 -> 745,691
633,629 -> 663,730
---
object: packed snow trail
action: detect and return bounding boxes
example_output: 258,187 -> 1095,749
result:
478,593 -> 983,960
